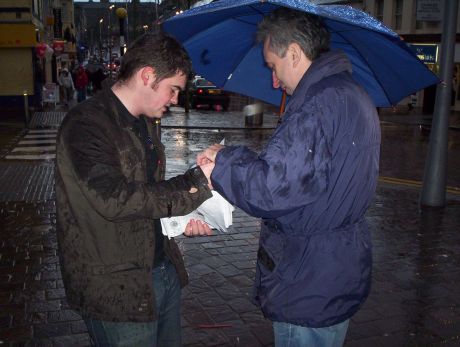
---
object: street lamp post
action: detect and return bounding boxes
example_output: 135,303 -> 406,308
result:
99,18 -> 103,62
116,7 -> 128,56
108,4 -> 115,78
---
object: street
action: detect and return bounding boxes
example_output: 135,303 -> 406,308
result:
0,108 -> 459,346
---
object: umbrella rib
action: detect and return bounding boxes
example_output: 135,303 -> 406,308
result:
333,28 -> 393,105
222,5 -> 266,85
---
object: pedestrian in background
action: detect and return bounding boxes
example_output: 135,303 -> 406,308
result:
33,59 -> 45,111
75,65 -> 89,103
56,31 -> 214,347
58,67 -> 74,107
198,8 -> 381,347
91,67 -> 106,94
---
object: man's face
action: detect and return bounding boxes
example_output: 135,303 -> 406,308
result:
142,71 -> 187,118
263,40 -> 295,95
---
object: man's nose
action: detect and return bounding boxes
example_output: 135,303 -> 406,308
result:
272,72 -> 280,89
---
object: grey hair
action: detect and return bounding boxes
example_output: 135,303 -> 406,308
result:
256,8 -> 330,60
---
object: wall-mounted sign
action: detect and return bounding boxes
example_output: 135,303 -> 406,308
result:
53,40 -> 65,55
409,44 -> 438,64
0,24 -> 37,48
53,8 -> 63,39
416,0 -> 441,22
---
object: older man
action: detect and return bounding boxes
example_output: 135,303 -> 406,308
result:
199,8 -> 381,347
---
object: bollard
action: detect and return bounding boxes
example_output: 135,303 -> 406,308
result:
244,103 -> 263,126
23,91 -> 30,128
154,119 -> 161,140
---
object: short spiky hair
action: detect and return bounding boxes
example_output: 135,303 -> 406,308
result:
257,8 -> 330,60
117,30 -> 192,84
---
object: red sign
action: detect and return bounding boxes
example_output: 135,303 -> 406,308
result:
36,43 -> 47,57
52,40 -> 65,54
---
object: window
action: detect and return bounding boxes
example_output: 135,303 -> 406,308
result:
375,0 -> 384,23
394,0 -> 403,30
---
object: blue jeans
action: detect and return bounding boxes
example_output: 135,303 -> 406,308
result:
84,260 -> 182,347
273,319 -> 349,347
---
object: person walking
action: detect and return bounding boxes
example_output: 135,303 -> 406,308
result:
33,59 -> 45,111
91,67 -> 106,94
75,65 -> 89,103
198,8 -> 381,347
58,67 -> 75,106
56,31 -> 214,347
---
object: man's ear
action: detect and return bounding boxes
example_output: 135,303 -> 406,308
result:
288,43 -> 303,68
140,66 -> 156,86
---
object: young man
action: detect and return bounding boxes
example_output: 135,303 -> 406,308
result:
56,31 -> 213,346
198,8 -> 381,347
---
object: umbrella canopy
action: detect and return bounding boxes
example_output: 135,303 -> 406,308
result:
163,0 -> 439,107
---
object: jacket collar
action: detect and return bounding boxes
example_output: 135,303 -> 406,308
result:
100,79 -> 143,129
285,50 -> 352,114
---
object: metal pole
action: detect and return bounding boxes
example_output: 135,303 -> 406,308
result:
154,119 -> 161,141
125,0 -> 129,47
23,91 -> 30,128
99,18 -> 103,62
109,5 -> 114,79
420,0 -> 459,207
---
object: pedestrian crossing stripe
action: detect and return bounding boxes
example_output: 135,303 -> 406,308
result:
19,140 -> 56,145
5,129 -> 57,161
28,129 -> 58,133
12,146 -> 55,152
5,154 -> 56,160
24,134 -> 56,139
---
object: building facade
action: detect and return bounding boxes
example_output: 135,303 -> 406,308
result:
361,0 -> 459,111
74,0 -> 195,63
0,0 -> 77,109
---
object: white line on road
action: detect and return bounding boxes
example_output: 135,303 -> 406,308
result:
5,154 -> 56,160
18,140 -> 56,145
28,129 -> 58,134
12,146 -> 56,152
24,134 -> 56,139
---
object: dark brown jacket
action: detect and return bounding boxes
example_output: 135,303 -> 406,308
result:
56,83 -> 211,322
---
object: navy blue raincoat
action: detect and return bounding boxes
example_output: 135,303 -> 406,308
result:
211,51 -> 381,328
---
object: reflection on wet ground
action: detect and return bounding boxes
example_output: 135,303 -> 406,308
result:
379,122 -> 460,188
161,113 -> 460,190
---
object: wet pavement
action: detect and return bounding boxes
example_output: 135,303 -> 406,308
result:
0,106 -> 460,346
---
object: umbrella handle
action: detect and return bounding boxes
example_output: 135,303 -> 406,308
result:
278,91 -> 287,117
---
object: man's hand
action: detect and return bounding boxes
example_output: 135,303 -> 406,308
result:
184,219 -> 213,237
197,144 -> 225,166
199,162 -> 215,190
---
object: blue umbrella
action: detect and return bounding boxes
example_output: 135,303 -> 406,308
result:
163,0 -> 439,107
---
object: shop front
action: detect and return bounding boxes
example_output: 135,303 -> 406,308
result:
409,43 -> 439,113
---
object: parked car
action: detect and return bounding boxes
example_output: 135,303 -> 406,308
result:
184,77 -> 229,111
